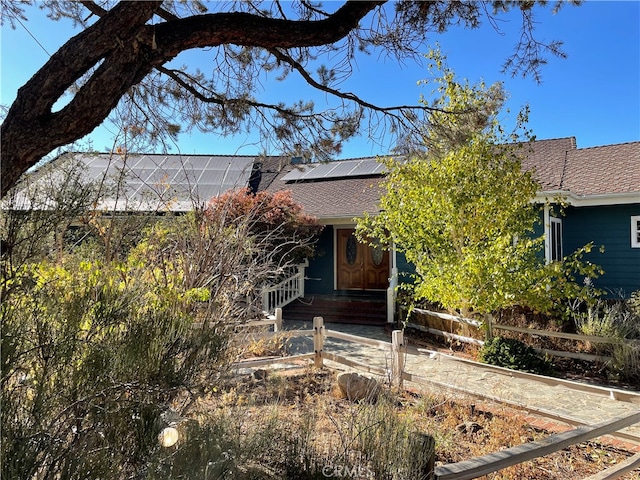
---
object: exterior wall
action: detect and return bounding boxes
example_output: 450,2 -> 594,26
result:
395,250 -> 415,285
304,204 -> 640,299
305,226 -> 335,295
563,203 -> 640,296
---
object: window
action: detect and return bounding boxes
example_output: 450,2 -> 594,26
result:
632,216 -> 640,248
549,217 -> 563,261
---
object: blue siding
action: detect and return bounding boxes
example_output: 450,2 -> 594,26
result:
395,250 -> 416,285
304,205 -> 640,298
563,204 -> 640,296
305,226 -> 335,295
533,207 -> 546,261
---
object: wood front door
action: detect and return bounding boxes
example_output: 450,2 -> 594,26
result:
336,229 -> 389,290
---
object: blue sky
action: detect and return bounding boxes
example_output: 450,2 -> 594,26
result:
1,1 -> 639,159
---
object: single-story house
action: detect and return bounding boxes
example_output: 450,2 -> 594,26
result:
4,137 -> 638,323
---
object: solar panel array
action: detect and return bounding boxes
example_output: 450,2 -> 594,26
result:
12,153 -> 256,212
81,153 -> 256,211
281,157 -> 384,183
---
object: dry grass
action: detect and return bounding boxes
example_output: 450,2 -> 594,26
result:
158,367 -> 639,480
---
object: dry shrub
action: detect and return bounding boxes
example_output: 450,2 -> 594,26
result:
153,369 -> 637,480
237,329 -> 291,358
573,297 -> 640,385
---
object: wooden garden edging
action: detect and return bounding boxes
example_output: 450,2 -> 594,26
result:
233,312 -> 640,405
583,452 -> 640,480
434,411 -> 640,480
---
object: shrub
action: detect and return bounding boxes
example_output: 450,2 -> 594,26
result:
478,336 -> 552,375
1,196 -> 320,479
573,294 -> 640,384
206,188 -> 323,267
1,255 -> 234,480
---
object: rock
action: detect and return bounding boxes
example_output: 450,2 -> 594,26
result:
253,369 -> 268,380
336,372 -> 381,402
455,421 -> 483,434
236,462 -> 278,480
158,427 -> 179,447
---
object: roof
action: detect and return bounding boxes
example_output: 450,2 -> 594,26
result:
522,137 -> 640,204
12,152 -> 265,212
562,142 -> 640,196
522,137 -> 640,194
8,137 -> 637,216
520,137 -> 576,191
269,138 -> 639,219
265,156 -> 391,220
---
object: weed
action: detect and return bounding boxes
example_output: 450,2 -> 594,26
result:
572,295 -> 640,383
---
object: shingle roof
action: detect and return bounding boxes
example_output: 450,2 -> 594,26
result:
267,137 -> 639,219
522,137 -> 640,197
520,137 -> 576,191
12,137 -> 636,216
562,142 -> 640,196
266,160 -> 385,218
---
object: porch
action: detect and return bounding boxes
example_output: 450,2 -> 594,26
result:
282,293 -> 387,325
261,254 -> 397,326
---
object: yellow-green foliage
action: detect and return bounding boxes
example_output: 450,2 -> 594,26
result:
358,54 -> 602,317
1,230 -> 232,479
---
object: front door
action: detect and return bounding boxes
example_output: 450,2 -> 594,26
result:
336,229 -> 389,290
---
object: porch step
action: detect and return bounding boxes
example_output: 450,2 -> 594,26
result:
283,296 -> 387,325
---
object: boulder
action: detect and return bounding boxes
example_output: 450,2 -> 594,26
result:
336,372 -> 381,402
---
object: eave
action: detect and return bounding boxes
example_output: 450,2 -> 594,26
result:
535,190 -> 640,207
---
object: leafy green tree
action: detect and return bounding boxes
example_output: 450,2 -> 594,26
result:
1,0 -> 579,196
357,57 -> 601,319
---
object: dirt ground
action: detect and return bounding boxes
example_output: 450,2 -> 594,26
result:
199,367 -> 640,480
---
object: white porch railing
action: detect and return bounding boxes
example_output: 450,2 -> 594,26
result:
386,267 -> 398,324
261,263 -> 306,314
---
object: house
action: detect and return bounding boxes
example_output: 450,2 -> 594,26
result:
265,137 -> 640,323
5,138 -> 638,323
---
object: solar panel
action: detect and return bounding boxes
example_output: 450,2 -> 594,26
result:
281,157 -> 385,182
12,153 -> 256,212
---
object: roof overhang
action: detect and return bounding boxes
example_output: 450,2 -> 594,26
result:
536,190 -> 640,207
315,215 -> 366,226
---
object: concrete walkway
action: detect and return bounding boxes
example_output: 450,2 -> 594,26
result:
281,320 -> 640,450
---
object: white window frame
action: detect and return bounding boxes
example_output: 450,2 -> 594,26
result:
549,217 -> 563,262
632,215 -> 640,249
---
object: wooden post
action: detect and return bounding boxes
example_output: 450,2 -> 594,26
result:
313,316 -> 324,368
274,308 -> 282,332
262,289 -> 269,315
484,313 -> 493,341
387,266 -> 399,324
392,330 -> 404,387
408,432 -> 435,480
